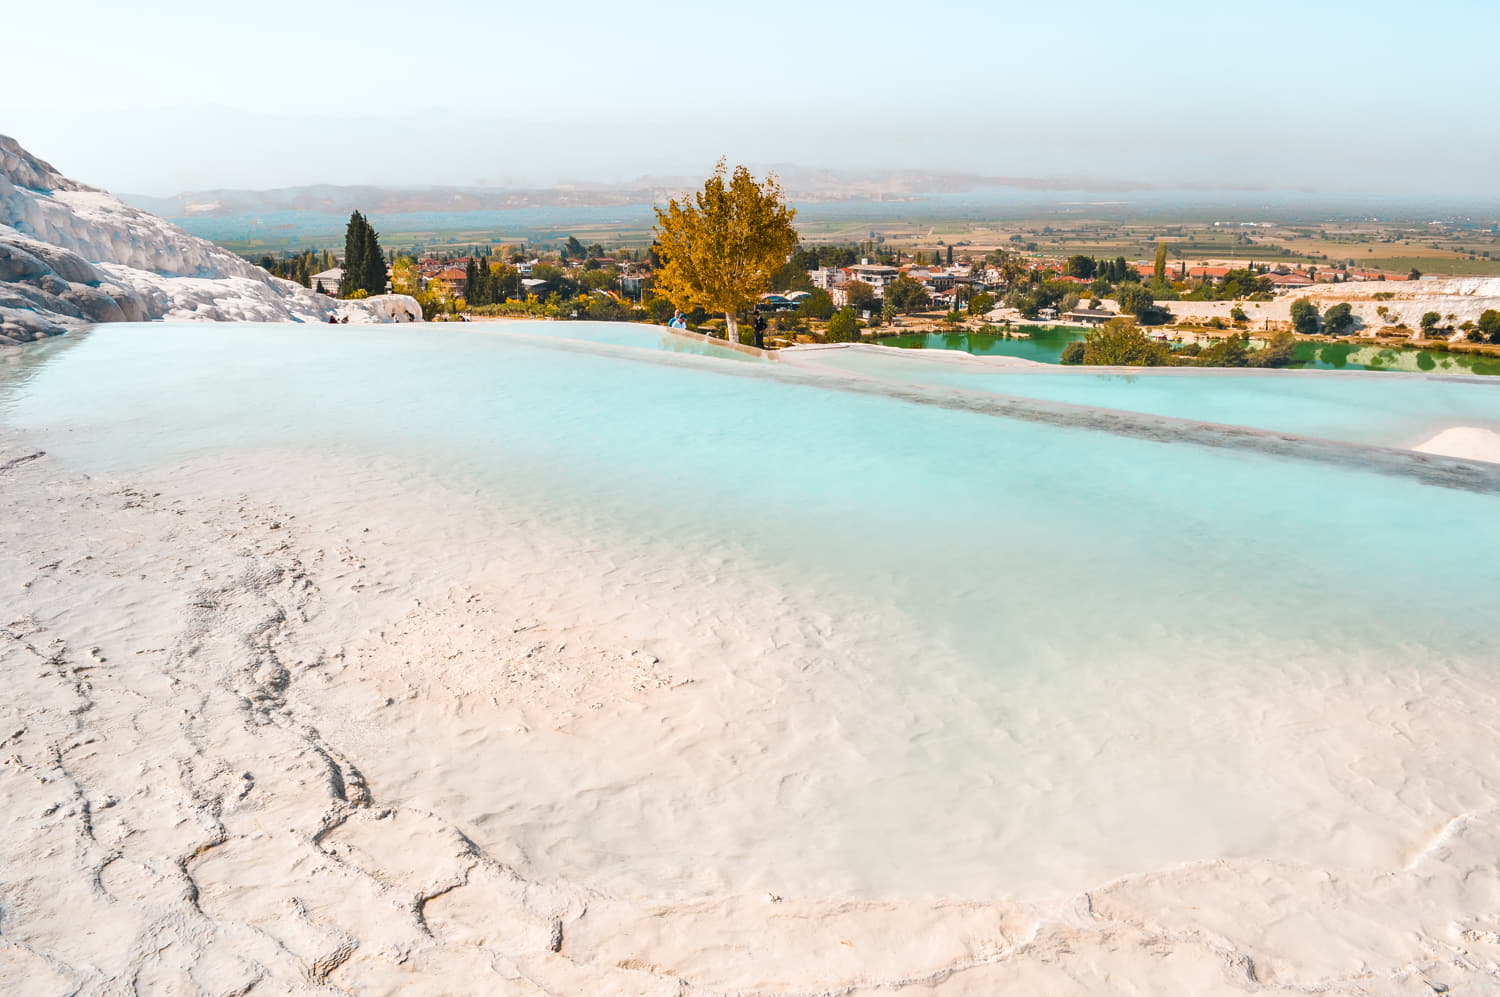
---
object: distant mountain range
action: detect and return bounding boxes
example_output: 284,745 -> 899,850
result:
120,169 -> 1187,220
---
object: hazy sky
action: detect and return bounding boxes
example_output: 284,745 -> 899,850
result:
5,0 -> 1497,196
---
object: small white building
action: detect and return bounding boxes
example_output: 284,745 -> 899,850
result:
809,267 -> 847,290
310,268 -> 342,294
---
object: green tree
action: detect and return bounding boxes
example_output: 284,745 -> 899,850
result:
885,274 -> 931,313
1420,311 -> 1442,336
1229,305 -> 1248,323
1194,333 -> 1252,367
1153,242 -> 1168,283
339,211 -> 368,297
844,280 -> 876,312
1065,255 -> 1096,279
1250,332 -> 1298,368
1059,340 -> 1086,364
653,161 -> 799,343
390,255 -> 422,296
577,268 -> 618,292
646,295 -> 677,325
1408,268 -> 1422,281
1081,318 -> 1172,366
796,289 -> 835,320
338,211 -> 387,297
563,236 -> 586,260
1477,309 -> 1500,343
1323,302 -> 1356,336
826,307 -> 860,342
1115,282 -> 1155,319
1290,298 -> 1320,335
967,291 -> 995,315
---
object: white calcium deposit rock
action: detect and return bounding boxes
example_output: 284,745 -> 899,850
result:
0,135 -> 420,343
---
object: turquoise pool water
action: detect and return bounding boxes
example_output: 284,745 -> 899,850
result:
794,351 -> 1500,450
5,321 -> 1499,900
474,319 -> 764,361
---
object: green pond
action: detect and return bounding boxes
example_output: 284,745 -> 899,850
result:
875,326 -> 1499,374
1293,341 -> 1500,375
872,325 -> 1084,363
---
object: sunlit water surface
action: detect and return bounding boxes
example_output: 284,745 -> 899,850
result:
4,321 -> 1499,902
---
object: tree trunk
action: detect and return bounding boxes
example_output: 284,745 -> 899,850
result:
724,311 -> 738,345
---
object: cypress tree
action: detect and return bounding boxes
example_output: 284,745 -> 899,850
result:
361,220 -> 386,296
341,212 -> 366,297
464,258 -> 479,303
946,245 -> 954,265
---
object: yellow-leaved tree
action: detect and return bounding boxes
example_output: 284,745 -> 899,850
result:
653,160 -> 799,343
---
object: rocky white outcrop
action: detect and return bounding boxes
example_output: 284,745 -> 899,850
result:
0,136 -> 420,343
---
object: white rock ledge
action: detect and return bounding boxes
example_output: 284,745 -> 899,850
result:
0,135 -> 419,343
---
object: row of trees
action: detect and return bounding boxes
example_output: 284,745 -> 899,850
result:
461,257 -> 522,306
259,249 -> 336,288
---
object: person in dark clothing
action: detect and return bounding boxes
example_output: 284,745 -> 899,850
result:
752,312 -> 767,349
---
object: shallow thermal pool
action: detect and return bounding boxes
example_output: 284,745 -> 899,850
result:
4,321 -> 1500,903
791,344 -> 1500,450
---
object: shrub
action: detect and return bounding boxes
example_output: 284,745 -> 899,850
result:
1323,302 -> 1356,336
1059,340 -> 1086,364
826,307 -> 861,343
1290,298 -> 1320,334
1081,318 -> 1172,366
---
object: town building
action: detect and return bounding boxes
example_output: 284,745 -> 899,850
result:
1065,307 -> 1117,325
310,268 -> 342,294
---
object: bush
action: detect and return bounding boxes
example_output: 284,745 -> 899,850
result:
1081,318 -> 1172,366
1230,306 -> 1248,323
1479,309 -> 1500,344
1194,333 -> 1252,367
1059,340 -> 1086,365
1290,298 -> 1320,334
796,289 -> 835,321
1323,302 -> 1355,336
646,296 -> 676,325
1250,332 -> 1297,368
826,307 -> 861,343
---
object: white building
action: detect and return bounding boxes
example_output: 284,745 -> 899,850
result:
809,267 -> 846,290
845,264 -> 902,295
310,268 -> 342,294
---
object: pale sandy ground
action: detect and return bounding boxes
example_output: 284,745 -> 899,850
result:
5,423 -> 1500,996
